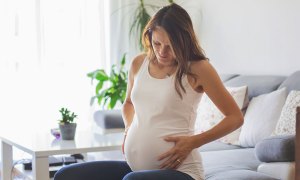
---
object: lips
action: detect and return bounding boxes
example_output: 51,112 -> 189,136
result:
157,57 -> 168,63
157,54 -> 168,59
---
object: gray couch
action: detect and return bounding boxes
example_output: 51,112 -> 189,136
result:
94,71 -> 300,180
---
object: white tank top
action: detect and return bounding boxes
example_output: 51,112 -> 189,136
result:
124,58 -> 204,180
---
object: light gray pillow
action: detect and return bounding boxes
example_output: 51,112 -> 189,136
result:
94,110 -> 124,129
255,135 -> 295,162
278,70 -> 300,93
239,88 -> 287,147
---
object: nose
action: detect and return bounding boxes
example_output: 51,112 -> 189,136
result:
159,46 -> 168,56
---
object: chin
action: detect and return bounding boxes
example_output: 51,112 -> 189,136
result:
157,58 -> 173,65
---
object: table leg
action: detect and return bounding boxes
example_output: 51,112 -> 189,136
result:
1,141 -> 13,180
32,155 -> 49,180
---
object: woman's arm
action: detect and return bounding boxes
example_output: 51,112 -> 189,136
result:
122,63 -> 135,133
158,60 -> 243,169
121,54 -> 145,153
121,54 -> 145,131
190,60 -> 244,148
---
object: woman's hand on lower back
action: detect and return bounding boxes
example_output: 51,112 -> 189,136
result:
157,135 -> 194,169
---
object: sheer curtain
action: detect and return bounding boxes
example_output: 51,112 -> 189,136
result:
0,0 -> 110,134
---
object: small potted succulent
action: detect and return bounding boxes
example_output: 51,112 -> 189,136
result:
58,107 -> 78,140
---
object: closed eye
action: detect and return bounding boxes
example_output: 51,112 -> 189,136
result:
153,41 -> 160,46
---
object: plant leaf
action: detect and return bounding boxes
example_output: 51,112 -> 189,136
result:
103,96 -> 110,109
121,53 -> 126,67
95,70 -> 109,81
109,94 -> 118,109
95,81 -> 104,94
87,50 -> 128,110
87,69 -> 109,82
90,91 -> 104,106
129,1 -> 152,51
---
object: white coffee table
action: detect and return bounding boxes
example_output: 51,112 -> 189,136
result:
0,131 -> 123,180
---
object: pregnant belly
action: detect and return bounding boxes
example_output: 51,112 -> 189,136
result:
124,130 -> 174,171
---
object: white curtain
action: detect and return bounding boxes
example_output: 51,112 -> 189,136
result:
0,0 -> 110,134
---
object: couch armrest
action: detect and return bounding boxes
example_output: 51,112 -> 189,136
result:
296,107 -> 300,180
257,162 -> 295,180
255,135 -> 295,163
93,110 -> 124,129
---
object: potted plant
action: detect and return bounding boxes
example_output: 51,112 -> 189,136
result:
87,54 -> 128,133
86,0 -> 173,108
85,0 -> 173,131
129,0 -> 174,51
58,107 -> 78,140
87,53 -> 128,110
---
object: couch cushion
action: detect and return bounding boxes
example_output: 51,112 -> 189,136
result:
202,148 -> 279,179
224,75 -> 286,100
205,170 -> 279,180
93,110 -> 124,129
257,162 -> 295,180
199,141 -> 242,152
201,148 -> 261,175
239,88 -> 287,147
255,135 -> 295,162
275,90 -> 300,135
278,70 -> 300,93
196,86 -> 248,145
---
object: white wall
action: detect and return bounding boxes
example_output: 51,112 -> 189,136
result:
115,0 -> 300,76
196,0 -> 300,76
108,0 -> 171,69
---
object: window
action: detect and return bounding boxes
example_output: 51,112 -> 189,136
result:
0,0 -> 110,133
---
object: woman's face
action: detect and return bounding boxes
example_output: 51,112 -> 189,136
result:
151,26 -> 176,66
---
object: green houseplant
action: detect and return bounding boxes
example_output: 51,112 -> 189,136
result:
87,53 -> 128,110
58,107 -> 78,140
130,0 -> 151,51
86,1 -> 174,132
87,0 -> 173,110
129,0 -> 174,51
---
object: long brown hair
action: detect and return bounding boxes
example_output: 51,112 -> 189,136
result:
142,3 -> 208,98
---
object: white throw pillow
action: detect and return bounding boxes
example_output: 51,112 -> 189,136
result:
195,86 -> 248,145
239,88 -> 287,147
274,90 -> 300,135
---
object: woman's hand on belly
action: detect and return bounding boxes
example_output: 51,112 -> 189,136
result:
157,135 -> 195,169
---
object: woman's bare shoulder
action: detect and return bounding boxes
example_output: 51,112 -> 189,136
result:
190,59 -> 221,85
190,59 -> 213,75
130,53 -> 147,75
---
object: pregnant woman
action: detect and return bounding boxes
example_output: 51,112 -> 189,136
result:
54,3 -> 243,180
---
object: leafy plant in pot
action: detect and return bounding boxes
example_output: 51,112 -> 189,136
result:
87,53 -> 128,110
58,108 -> 78,140
87,54 -> 128,132
129,0 -> 174,51
87,0 -> 172,108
